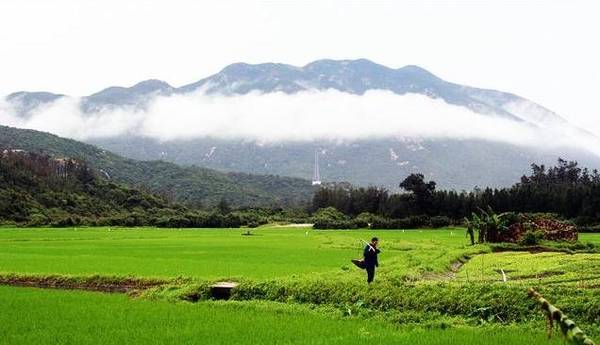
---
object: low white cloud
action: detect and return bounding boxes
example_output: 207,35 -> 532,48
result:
1,89 -> 599,156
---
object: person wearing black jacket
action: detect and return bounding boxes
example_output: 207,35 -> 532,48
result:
363,237 -> 381,284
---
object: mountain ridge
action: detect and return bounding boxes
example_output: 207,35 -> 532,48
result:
3,58 -> 569,128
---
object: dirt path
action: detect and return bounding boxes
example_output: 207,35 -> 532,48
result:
274,223 -> 314,228
421,254 -> 472,281
0,275 -> 166,293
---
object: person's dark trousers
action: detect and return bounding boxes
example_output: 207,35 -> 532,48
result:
366,266 -> 375,283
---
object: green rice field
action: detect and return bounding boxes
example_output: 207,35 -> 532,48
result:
1,226 -> 598,344
0,285 -> 563,345
0,227 -> 483,280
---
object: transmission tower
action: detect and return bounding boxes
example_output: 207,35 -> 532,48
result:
312,149 -> 322,186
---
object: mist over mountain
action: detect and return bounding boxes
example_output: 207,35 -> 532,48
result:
3,59 -> 571,126
2,58 -> 599,190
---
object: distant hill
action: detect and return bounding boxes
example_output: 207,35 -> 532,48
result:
0,125 -> 314,207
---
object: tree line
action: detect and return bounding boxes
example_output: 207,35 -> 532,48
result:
4,150 -> 599,228
312,158 -> 600,225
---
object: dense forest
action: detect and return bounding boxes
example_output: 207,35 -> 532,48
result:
0,150 -> 281,227
0,125 -> 314,207
312,158 -> 600,225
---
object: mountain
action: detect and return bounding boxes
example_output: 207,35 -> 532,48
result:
89,136 -> 600,191
199,60 -> 516,114
5,59 -> 569,127
3,58 -> 600,190
178,59 -> 568,128
0,125 -> 314,207
81,79 -> 175,112
5,91 -> 65,117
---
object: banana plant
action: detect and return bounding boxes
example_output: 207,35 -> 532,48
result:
470,206 -> 509,243
464,217 -> 475,245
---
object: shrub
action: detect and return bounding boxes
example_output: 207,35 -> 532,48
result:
222,213 -> 242,228
355,212 -> 379,224
519,230 -> 544,246
51,216 -> 81,227
369,215 -> 431,229
312,207 -> 346,222
577,224 -> 600,233
429,216 -> 452,228
203,213 -> 224,227
313,219 -> 367,230
185,212 -> 210,227
571,215 -> 598,226
247,221 -> 260,228
155,216 -> 191,228
27,213 -> 50,226
226,279 -> 600,325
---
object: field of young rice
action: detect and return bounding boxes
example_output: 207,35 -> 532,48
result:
1,227 -> 598,344
0,286 -> 565,345
0,227 -> 483,280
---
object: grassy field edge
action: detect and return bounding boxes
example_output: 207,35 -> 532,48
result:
2,271 -> 598,329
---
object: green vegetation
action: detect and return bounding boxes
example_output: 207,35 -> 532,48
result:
581,233 -> 600,244
311,206 -> 452,230
0,150 -> 257,227
0,227 -> 483,280
0,125 -> 314,207
456,250 -> 600,286
467,209 -> 578,244
2,109 -> 598,345
0,286 -> 564,345
0,150 -> 169,225
313,159 -> 600,225
0,227 -> 598,344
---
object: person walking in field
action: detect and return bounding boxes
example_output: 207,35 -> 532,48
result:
363,237 -> 381,284
350,237 -> 382,283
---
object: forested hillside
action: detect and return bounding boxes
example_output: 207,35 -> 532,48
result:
0,126 -> 314,207
0,150 -> 171,225
0,150 -> 275,227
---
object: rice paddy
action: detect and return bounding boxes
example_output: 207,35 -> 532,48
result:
1,226 -> 598,344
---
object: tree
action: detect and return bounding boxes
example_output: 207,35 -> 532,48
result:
399,173 -> 436,214
217,198 -> 232,215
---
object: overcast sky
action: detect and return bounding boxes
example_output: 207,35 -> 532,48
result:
0,0 -> 598,135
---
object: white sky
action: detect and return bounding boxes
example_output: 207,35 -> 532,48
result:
0,0 -> 598,135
